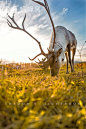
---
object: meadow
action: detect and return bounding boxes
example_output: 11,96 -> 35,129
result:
0,63 -> 86,129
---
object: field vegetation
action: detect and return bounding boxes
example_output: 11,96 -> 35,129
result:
0,62 -> 86,129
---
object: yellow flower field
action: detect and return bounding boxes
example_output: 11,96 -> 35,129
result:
0,63 -> 86,129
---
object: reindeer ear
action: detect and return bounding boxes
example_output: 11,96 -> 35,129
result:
57,48 -> 62,56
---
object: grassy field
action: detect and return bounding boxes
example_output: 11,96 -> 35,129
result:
0,63 -> 86,129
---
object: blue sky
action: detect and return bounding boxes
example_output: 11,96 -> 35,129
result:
0,0 -> 86,63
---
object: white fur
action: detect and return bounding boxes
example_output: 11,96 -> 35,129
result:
49,26 -> 69,52
49,26 -> 69,65
49,26 -> 77,66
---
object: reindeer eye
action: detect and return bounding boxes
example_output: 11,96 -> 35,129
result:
62,58 -> 64,61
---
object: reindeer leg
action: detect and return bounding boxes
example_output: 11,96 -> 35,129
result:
72,48 -> 76,72
65,52 -> 69,74
68,44 -> 73,72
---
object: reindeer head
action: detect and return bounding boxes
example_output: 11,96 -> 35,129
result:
7,0 -> 64,76
36,47 -> 63,76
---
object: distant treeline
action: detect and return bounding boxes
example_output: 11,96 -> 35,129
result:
0,62 -> 39,69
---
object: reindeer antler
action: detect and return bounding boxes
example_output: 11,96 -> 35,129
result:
28,53 -> 42,61
7,13 -> 48,60
32,0 -> 56,49
7,0 -> 55,62
35,57 -> 49,69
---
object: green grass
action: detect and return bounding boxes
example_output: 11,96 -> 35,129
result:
0,63 -> 86,129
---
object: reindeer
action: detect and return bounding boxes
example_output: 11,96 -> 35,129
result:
7,0 -> 77,76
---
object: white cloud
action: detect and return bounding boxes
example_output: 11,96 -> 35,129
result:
52,8 -> 68,27
61,8 -> 68,15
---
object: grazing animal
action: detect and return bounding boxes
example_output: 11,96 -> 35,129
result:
7,0 -> 77,76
